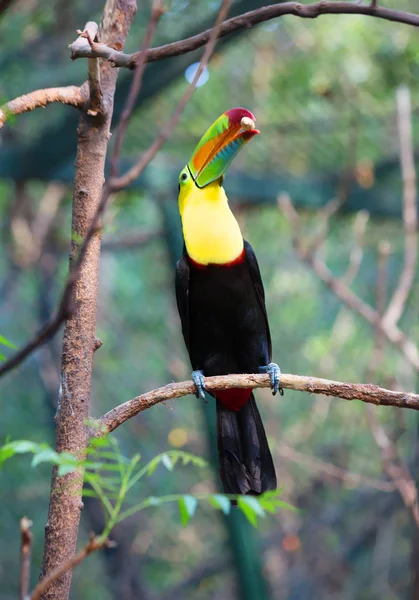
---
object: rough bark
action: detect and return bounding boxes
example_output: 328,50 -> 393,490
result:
97,373 -> 419,435
38,2 -> 136,599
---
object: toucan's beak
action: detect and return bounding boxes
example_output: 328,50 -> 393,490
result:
187,108 -> 259,188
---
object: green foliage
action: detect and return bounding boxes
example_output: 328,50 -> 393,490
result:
0,333 -> 17,361
0,435 -> 294,536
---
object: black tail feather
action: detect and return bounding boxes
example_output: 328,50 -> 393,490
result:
216,393 -> 277,495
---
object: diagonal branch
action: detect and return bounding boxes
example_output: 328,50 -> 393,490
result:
278,193 -> 419,371
70,1 -> 419,68
0,0 -> 231,380
96,372 -> 419,435
30,536 -> 110,600
382,86 -> 418,329
110,0 -> 232,191
0,86 -> 86,129
110,0 -> 166,178
20,517 -> 33,600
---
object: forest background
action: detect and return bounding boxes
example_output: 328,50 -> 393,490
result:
1,0 -> 419,599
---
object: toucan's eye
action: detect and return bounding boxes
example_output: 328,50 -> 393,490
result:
180,172 -> 188,183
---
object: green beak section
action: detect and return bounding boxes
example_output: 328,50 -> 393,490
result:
188,108 -> 259,188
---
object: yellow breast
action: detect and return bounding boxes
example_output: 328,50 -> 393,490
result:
179,181 -> 243,265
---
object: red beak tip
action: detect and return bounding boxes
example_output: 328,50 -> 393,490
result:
225,107 -> 257,127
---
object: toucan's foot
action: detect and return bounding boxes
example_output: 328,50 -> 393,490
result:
260,363 -> 283,396
192,370 -> 207,403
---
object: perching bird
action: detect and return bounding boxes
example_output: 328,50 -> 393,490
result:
175,108 -> 280,495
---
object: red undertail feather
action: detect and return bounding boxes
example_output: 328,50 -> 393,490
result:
215,388 -> 252,411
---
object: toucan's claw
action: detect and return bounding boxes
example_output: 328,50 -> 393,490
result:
192,370 -> 207,403
260,363 -> 282,396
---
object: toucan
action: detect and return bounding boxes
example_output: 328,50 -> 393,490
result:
175,108 -> 280,495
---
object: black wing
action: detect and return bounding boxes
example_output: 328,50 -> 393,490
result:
175,251 -> 191,353
244,240 -> 272,362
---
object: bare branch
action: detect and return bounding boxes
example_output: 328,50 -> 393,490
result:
278,443 -> 395,492
367,411 -> 419,527
101,229 -> 161,251
86,26 -> 103,116
110,0 -> 165,177
365,218 -> 419,529
31,536 -> 110,600
38,3 -> 137,598
96,372 -> 419,435
110,0 -> 231,191
0,306 -> 71,378
20,517 -> 33,600
0,86 -> 86,129
70,2 -> 419,69
341,210 -> 369,285
278,193 -> 419,371
382,86 -> 418,329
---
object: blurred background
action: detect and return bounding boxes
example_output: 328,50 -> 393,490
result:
1,0 -> 419,598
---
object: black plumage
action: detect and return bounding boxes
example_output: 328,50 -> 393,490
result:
175,241 -> 277,495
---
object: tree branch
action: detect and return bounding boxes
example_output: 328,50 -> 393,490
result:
278,442 -> 395,492
74,23 -> 103,115
109,0 -> 232,191
20,517 -> 33,600
38,2 -> 137,598
382,86 -> 418,329
278,193 -> 419,371
96,373 -> 419,435
69,1 -> 419,69
0,86 -> 86,129
31,536 -> 110,600
0,0 -> 231,382
110,0 -> 165,178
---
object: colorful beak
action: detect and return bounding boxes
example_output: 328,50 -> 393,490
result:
187,108 -> 259,188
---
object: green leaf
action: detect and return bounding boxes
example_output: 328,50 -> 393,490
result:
209,494 -> 231,515
258,490 -> 297,514
0,445 -> 17,463
0,334 -> 17,350
88,436 -> 111,449
178,495 -> 198,526
31,448 -> 60,467
237,496 -> 265,527
58,464 -> 78,476
161,453 -> 173,471
81,488 -> 100,498
7,441 -> 38,454
0,352 -> 6,361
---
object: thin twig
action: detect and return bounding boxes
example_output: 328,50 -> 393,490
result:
73,23 -> 103,115
0,0 -> 231,379
95,372 -> 419,435
110,0 -> 166,178
365,187 -> 419,529
110,0 -> 232,191
102,229 -> 161,251
382,86 -> 418,329
278,443 -> 395,491
0,86 -> 86,129
278,194 -> 419,371
70,2 -> 419,68
367,413 -> 419,527
20,517 -> 33,600
30,536 -> 110,600
341,210 -> 369,285
0,308 -> 71,377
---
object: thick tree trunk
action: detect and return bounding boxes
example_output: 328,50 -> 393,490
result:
39,2 -> 136,598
